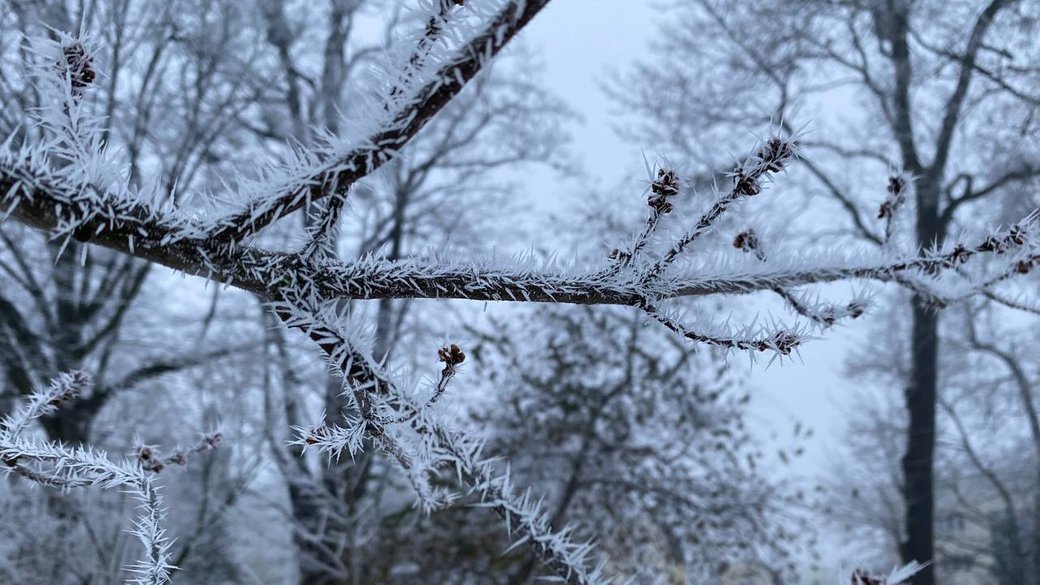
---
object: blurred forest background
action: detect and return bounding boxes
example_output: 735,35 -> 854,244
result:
1,1 -> 1039,584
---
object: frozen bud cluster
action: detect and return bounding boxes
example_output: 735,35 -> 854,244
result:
438,343 -> 466,366
733,229 -> 760,253
648,168 -> 682,213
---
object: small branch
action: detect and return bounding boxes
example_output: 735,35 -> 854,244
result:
135,432 -> 222,474
1,372 -> 178,584
877,174 -> 908,246
300,190 -> 348,262
733,228 -> 867,328
275,297 -> 606,584
2,369 -> 90,438
205,0 -> 553,245
386,0 -> 465,105
604,167 -> 681,276
982,289 -> 1040,316
639,301 -> 803,356
641,136 -> 797,283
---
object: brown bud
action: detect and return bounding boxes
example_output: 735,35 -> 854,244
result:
770,332 -> 800,355
950,244 -> 971,264
978,236 -> 1005,253
204,433 -> 222,449
877,201 -> 893,220
304,426 -> 327,445
438,344 -> 466,366
847,302 -> 866,319
650,168 -> 681,198
758,137 -> 794,173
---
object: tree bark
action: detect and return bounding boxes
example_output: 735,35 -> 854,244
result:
901,301 -> 938,585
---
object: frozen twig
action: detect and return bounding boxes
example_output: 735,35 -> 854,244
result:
641,136 -> 797,283
604,166 -> 682,276
640,301 -> 805,356
204,0 -> 553,246
1,373 -> 180,584
878,174 -> 908,247
275,297 -> 607,584
733,228 -> 867,328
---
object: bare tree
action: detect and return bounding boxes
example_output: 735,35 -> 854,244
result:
828,293 -> 1040,584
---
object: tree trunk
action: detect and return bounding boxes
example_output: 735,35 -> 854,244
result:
901,175 -> 943,584
901,301 -> 937,585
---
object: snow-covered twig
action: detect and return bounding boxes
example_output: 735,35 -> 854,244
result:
276,297 -> 608,584
1,373 -> 178,585
640,300 -> 805,355
642,136 -> 797,283
604,165 -> 682,276
204,0 -> 553,246
878,174 -> 908,247
300,190 -> 348,263
2,369 -> 90,438
733,228 -> 868,327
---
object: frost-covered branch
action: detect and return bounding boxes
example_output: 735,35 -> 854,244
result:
0,372 -> 178,585
604,166 -> 682,275
276,298 -> 607,584
878,174 -> 908,246
387,0 -> 466,103
2,370 -> 89,438
135,433 -> 223,474
4,113 -> 1034,347
300,191 -> 349,263
640,300 -> 805,356
204,0 -> 553,246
